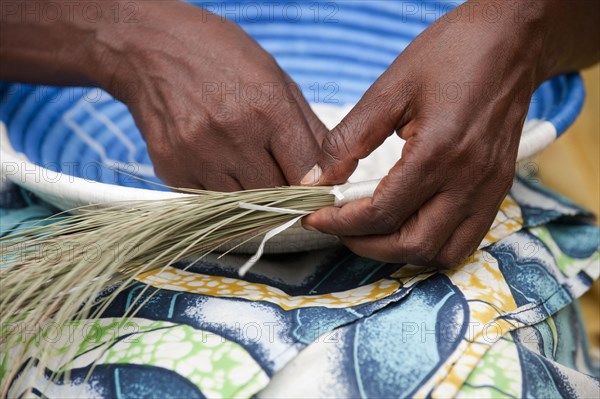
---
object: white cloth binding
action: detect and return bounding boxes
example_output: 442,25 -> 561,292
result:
238,181 -> 384,275
238,215 -> 306,276
0,116 -> 560,264
238,202 -> 310,215
332,179 -> 381,206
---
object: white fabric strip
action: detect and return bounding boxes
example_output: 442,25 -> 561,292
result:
237,183 -> 386,275
332,179 -> 381,206
238,202 -> 310,215
329,186 -> 345,202
237,179 -> 386,275
238,215 -> 304,277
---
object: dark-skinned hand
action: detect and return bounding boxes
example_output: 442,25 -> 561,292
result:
301,1 -> 546,267
2,1 -> 598,264
105,2 -> 326,190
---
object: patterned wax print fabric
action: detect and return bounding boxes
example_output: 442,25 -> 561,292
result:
1,0 -> 599,397
1,176 -> 599,397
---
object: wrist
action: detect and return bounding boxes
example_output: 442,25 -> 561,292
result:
87,1 -> 151,97
470,0 -> 552,89
91,1 -> 220,102
479,0 -> 562,87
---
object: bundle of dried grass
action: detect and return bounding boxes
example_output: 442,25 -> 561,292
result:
0,182 -> 352,394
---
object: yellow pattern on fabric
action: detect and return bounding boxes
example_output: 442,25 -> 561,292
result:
414,251 -> 520,398
135,195 -> 522,312
130,194 -> 526,397
480,195 -> 523,248
136,267 -> 401,310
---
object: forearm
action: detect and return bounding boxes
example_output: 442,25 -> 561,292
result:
476,0 -> 600,81
0,0 -> 140,87
541,0 -> 599,75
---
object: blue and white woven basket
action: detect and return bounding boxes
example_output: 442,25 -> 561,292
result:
0,0 -> 586,253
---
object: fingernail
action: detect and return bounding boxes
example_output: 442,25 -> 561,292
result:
301,164 -> 322,186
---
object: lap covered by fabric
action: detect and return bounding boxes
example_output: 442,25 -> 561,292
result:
1,176 -> 599,397
1,1 -> 599,397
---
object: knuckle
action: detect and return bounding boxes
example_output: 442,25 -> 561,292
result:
171,114 -> 207,147
248,98 -> 278,122
323,126 -> 351,162
400,239 -> 436,264
417,239 -> 439,262
369,205 -> 399,234
401,239 -> 422,259
332,212 -> 355,231
207,105 -> 236,130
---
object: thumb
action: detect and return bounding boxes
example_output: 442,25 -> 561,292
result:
300,89 -> 401,186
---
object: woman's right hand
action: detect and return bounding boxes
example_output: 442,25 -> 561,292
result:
95,1 -> 326,190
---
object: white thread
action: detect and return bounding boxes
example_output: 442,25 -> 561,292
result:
238,216 -> 304,276
238,202 -> 310,215
237,183 -> 384,276
237,202 -> 312,276
329,186 -> 345,201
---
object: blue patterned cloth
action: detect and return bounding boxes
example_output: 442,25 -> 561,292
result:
1,1 -> 599,397
1,177 -> 599,397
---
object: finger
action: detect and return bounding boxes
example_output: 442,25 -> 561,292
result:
203,173 -> 243,192
301,74 -> 409,186
303,151 -> 440,236
269,104 -> 322,185
391,192 -> 467,261
331,194 -> 466,264
337,234 -> 408,264
297,98 -> 328,145
431,211 -> 496,268
283,73 -> 328,144
237,152 -> 287,189
302,197 -> 374,236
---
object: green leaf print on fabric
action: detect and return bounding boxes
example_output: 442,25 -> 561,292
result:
456,336 -> 522,399
1,318 -> 269,398
102,322 -> 269,397
530,225 -> 600,277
